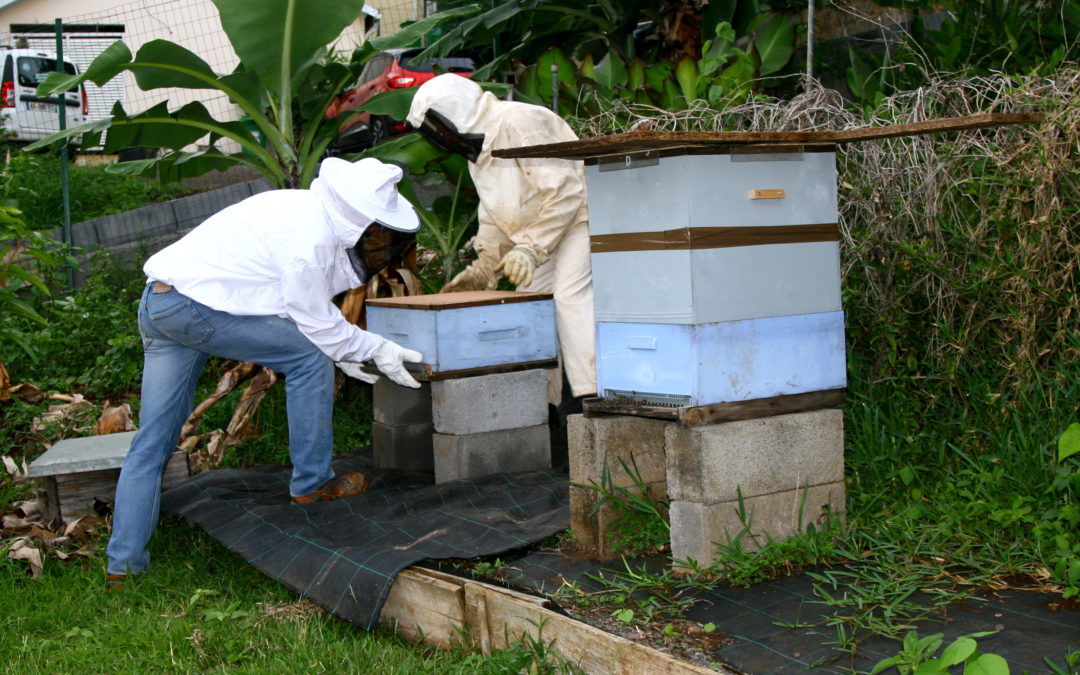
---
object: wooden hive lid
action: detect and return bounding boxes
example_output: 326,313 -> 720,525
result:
366,290 -> 554,310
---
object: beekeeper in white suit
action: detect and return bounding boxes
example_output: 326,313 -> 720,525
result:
406,74 -> 596,411
106,157 -> 423,586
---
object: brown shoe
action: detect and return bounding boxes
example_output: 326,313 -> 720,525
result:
292,472 -> 371,504
105,573 -> 126,591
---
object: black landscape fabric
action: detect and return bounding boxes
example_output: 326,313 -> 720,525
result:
160,453 -> 569,629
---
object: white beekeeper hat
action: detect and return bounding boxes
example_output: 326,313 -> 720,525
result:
318,157 -> 420,233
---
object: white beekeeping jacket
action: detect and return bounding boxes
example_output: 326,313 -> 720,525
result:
407,74 -> 588,265
142,180 -> 386,363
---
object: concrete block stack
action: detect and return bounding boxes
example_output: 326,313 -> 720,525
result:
430,369 -> 550,483
568,415 -> 668,556
664,410 -> 846,563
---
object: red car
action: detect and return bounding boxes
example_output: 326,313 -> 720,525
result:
325,48 -> 479,155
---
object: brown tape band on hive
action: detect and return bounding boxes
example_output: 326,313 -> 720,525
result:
590,223 -> 839,253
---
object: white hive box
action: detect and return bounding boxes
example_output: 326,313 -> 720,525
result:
587,151 -> 842,324
365,291 -> 557,377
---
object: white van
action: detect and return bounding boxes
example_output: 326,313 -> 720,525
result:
0,48 -> 87,145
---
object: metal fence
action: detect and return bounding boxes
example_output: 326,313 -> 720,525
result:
2,0 -> 420,149
0,0 -> 423,283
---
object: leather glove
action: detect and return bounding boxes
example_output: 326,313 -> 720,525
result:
441,259 -> 496,293
496,245 -> 540,287
336,361 -> 378,385
372,340 -> 423,389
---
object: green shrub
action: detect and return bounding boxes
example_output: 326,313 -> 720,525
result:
1,149 -> 192,229
0,251 -> 145,399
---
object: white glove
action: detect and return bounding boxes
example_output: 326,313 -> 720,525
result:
441,262 -> 495,293
496,245 -> 540,287
336,361 -> 379,384
372,340 -> 423,389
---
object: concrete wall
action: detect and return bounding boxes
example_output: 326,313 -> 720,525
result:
54,173 -> 273,285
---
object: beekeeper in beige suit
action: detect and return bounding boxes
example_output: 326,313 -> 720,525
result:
407,74 -> 596,415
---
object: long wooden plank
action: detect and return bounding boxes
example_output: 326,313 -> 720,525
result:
378,567 -> 730,674
582,389 -> 847,426
492,112 -> 1044,159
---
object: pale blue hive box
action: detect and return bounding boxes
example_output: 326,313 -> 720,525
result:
365,291 -> 558,376
595,312 -> 847,407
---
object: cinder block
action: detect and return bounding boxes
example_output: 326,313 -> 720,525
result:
568,413 -> 667,486
433,424 -> 550,483
670,481 -> 846,564
666,409 -> 844,504
431,369 -> 548,435
568,413 -> 668,557
372,421 -> 434,472
374,379 -> 432,426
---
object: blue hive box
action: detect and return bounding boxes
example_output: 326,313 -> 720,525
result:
595,311 -> 847,407
365,291 -> 558,376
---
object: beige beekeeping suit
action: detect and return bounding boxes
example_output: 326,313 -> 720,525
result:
407,74 -> 596,398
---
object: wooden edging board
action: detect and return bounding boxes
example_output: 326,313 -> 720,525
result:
379,566 -> 730,675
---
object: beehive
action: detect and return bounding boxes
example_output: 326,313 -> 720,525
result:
585,149 -> 845,406
365,291 -> 557,377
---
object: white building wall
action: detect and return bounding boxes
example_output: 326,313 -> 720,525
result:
0,0 -> 376,151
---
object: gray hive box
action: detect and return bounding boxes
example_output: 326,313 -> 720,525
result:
365,290 -> 558,378
29,431 -> 189,523
493,113 -> 1040,409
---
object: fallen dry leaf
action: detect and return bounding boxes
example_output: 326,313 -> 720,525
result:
94,401 -> 136,435
63,517 -> 84,537
2,515 -> 35,530
15,500 -> 40,520
9,382 -> 45,404
2,455 -> 25,478
0,361 -> 9,402
6,537 -> 43,576
30,394 -> 92,431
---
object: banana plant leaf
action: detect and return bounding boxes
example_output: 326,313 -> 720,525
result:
211,0 -> 365,99
107,148 -> 245,183
752,13 -> 794,77
370,5 -> 484,54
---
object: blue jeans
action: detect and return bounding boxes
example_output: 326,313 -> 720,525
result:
106,283 -> 336,575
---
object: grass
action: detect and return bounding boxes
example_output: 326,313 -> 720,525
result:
0,519 -> 576,673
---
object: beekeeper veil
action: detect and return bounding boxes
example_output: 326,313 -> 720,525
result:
406,74 -> 488,162
315,157 -> 420,283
